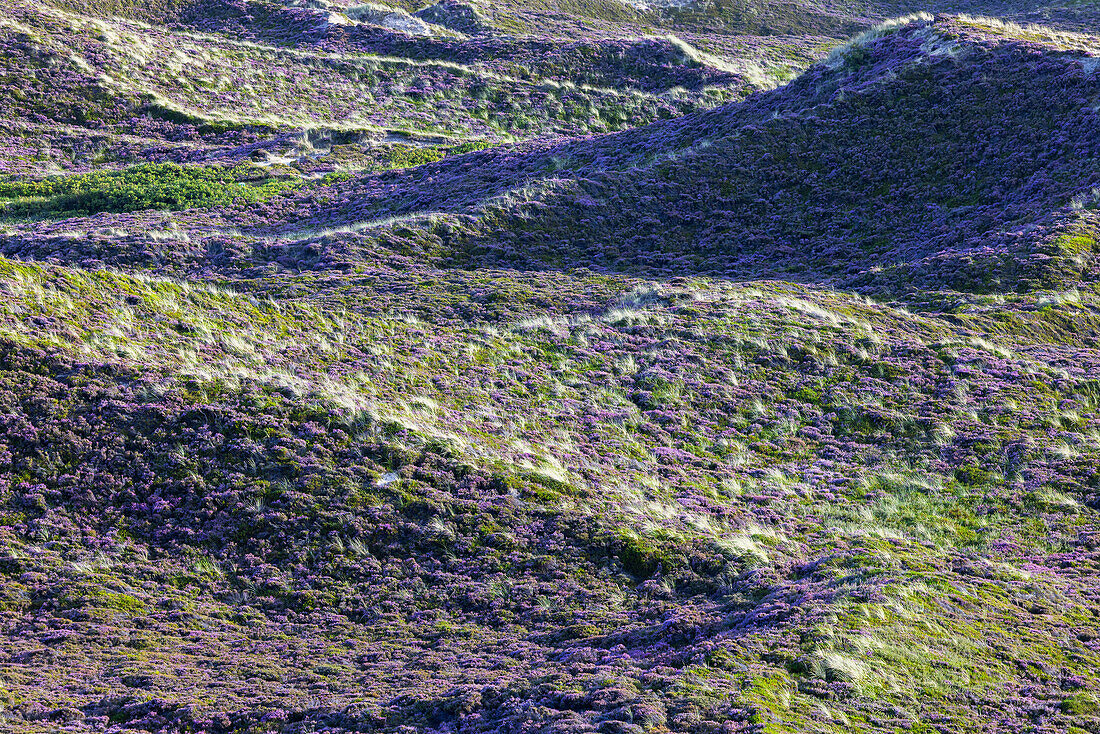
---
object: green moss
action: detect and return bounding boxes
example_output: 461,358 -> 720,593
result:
1061,692 -> 1098,715
869,361 -> 906,380
1054,232 -> 1096,256
953,464 -> 990,486
449,141 -> 495,155
788,385 -> 822,404
614,530 -> 682,578
96,591 -> 146,614
705,648 -> 737,670
561,623 -> 601,640
375,144 -> 446,170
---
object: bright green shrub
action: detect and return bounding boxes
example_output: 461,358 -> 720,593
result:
0,163 -> 299,217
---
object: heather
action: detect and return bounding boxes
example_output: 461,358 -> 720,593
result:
0,3 -> 1099,734
238,16 -> 1100,295
2,261 -> 1100,733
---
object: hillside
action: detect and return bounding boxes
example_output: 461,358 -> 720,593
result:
4,14 -> 1099,296
0,7 -> 1099,734
221,14 -> 1099,297
0,0 -> 812,176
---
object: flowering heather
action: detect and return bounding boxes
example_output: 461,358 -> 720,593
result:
0,3 -> 1099,734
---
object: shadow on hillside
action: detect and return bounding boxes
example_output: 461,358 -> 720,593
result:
1,15 -> 1098,297
244,16 -> 1100,295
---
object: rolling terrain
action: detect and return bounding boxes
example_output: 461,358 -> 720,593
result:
0,2 -> 1099,734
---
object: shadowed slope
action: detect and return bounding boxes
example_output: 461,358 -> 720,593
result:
214,15 -> 1097,296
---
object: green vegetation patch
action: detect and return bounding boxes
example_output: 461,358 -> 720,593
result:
374,144 -> 447,170
0,163 -> 299,217
1054,231 -> 1097,256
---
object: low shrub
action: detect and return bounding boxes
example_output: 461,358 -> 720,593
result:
0,163 -> 298,217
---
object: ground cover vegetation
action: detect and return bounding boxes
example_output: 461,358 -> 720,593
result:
0,1 -> 1099,733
